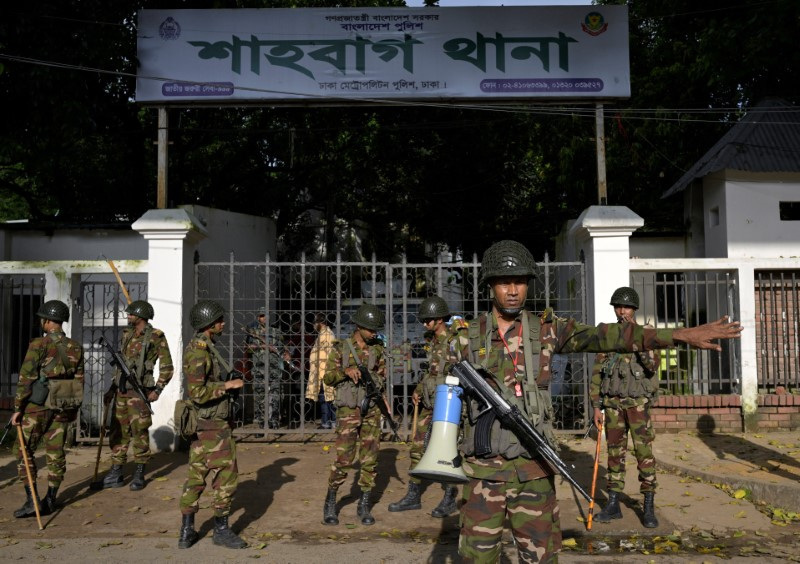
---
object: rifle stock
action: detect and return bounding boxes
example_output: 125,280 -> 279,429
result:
451,360 -> 592,503
98,337 -> 153,415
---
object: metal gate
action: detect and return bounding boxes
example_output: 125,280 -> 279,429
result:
77,280 -> 147,442
196,253 -> 589,438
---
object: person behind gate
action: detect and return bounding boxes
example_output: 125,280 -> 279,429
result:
453,240 -> 742,563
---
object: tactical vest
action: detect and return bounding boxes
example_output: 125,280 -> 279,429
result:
193,336 -> 231,421
32,333 -> 83,411
419,330 -> 454,410
115,326 -> 156,389
332,338 -> 380,409
461,310 -> 557,459
599,352 -> 658,400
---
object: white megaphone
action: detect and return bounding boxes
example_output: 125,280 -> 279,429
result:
410,376 -> 469,484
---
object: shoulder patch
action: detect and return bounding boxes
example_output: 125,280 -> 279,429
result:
195,340 -> 207,349
540,307 -> 554,323
152,329 -> 165,337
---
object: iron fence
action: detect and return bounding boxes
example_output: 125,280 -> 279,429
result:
196,253 -> 590,438
630,269 -> 741,395
0,275 -> 46,403
755,270 -> 800,392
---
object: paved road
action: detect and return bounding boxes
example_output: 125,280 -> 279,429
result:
0,428 -> 799,562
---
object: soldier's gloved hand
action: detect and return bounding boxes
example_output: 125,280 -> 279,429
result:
147,390 -> 160,402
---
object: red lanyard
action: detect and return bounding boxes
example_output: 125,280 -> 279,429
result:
499,322 -> 524,396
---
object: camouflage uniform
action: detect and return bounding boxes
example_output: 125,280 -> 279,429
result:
109,324 -> 173,466
455,309 -> 676,563
323,334 -> 387,492
246,321 -> 286,428
179,332 -> 238,518
590,348 -> 660,495
13,330 -> 85,489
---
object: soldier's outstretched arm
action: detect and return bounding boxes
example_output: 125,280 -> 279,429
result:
672,316 -> 743,351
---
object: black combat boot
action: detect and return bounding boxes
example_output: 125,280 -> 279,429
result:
39,485 -> 59,515
13,484 -> 40,518
357,490 -> 375,526
594,491 -> 623,522
388,481 -> 422,512
177,513 -> 199,549
129,464 -> 146,491
642,492 -> 659,528
212,515 -> 247,549
323,488 -> 339,525
431,485 -> 458,518
103,464 -> 125,488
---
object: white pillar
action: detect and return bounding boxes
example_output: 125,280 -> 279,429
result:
569,206 -> 644,324
736,268 -> 759,431
133,209 -> 207,452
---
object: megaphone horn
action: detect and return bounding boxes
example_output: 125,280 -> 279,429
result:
410,378 -> 469,484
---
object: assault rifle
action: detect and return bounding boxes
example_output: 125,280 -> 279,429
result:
450,360 -> 592,502
98,337 -> 153,415
356,365 -> 400,442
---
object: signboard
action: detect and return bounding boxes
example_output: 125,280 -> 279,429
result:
136,6 -> 629,104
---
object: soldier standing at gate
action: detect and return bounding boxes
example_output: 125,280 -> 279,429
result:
102,300 -> 174,490
322,304 -> 388,527
178,300 -> 246,550
453,240 -> 742,563
11,300 -> 85,518
389,296 -> 459,518
591,287 -> 661,528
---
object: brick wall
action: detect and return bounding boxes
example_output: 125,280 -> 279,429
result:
651,394 -> 800,433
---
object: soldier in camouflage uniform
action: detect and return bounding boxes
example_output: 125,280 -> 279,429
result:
102,300 -> 174,491
322,304 -> 388,527
590,287 -> 661,528
245,309 -> 289,429
11,300 -> 85,518
389,296 -> 459,518
454,240 -> 742,563
178,300 -> 247,550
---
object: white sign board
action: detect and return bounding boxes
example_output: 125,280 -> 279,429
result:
136,6 -> 629,104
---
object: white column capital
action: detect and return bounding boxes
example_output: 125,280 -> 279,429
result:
132,208 -> 208,242
569,205 -> 644,241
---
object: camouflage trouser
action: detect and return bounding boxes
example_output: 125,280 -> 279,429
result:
14,408 -> 73,488
604,401 -> 657,493
408,406 -> 433,485
179,421 -> 238,517
459,475 -> 561,564
109,392 -> 152,465
327,405 -> 381,492
253,368 -> 281,426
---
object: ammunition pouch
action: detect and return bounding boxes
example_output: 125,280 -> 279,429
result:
30,378 -> 50,405
196,396 -> 230,421
43,378 -> 83,411
174,400 -> 198,439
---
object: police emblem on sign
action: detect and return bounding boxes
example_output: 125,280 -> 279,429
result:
159,17 -> 181,40
581,12 -> 609,37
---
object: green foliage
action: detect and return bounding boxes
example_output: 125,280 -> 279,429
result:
1,0 -> 799,258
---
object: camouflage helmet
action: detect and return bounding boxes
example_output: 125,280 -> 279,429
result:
610,286 -> 640,310
418,296 -> 451,321
36,300 -> 70,323
125,300 -> 154,320
190,300 -> 225,330
352,304 -> 385,331
479,240 -> 537,285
